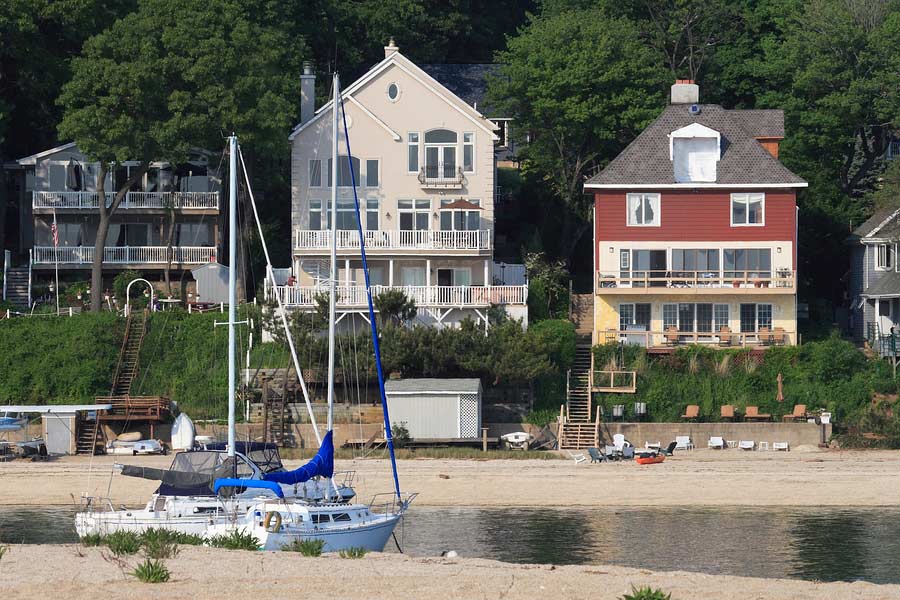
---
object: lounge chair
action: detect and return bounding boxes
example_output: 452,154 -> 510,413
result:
744,406 -> 772,421
665,326 -> 680,346
738,440 -> 755,450
587,447 -> 606,463
622,446 -> 635,460
605,444 -> 618,459
720,404 -> 736,421
567,450 -> 586,464
773,442 -> 790,451
661,441 -> 678,456
612,434 -> 628,452
758,326 -> 773,346
708,436 -> 725,449
681,405 -> 700,421
773,327 -> 786,345
718,325 -> 732,347
782,404 -> 807,422
675,435 -> 693,451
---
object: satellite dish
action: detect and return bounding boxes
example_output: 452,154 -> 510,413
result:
689,104 -> 701,115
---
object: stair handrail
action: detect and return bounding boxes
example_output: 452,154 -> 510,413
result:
27,249 -> 32,308
109,311 -> 134,397
2,249 -> 8,301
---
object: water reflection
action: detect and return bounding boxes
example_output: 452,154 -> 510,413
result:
3,505 -> 900,584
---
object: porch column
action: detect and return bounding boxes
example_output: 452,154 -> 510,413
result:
876,298 -> 881,334
426,259 -> 431,288
484,259 -> 489,286
344,258 -> 351,286
389,259 -> 394,286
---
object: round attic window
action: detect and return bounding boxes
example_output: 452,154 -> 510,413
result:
387,82 -> 400,102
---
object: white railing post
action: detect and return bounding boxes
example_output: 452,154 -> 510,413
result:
2,249 -> 8,301
27,249 -> 32,307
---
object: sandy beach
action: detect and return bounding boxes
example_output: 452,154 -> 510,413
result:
3,449 -> 900,599
2,447 -> 900,508
1,544 -> 899,600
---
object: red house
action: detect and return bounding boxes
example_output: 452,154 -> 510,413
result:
585,81 -> 806,348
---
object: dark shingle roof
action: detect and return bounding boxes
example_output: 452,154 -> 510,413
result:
422,64 -> 502,116
586,104 -> 805,186
851,207 -> 900,239
864,271 -> 900,297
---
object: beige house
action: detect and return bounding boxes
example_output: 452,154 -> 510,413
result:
273,41 -> 527,328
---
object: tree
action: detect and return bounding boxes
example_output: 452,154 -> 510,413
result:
488,9 -> 668,265
58,0 -> 301,311
373,289 -> 418,327
524,252 -> 569,320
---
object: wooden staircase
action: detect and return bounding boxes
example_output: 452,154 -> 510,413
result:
3,266 -> 30,308
111,311 -> 147,397
559,343 -> 599,449
76,415 -> 105,455
570,293 -> 594,337
261,372 -> 297,447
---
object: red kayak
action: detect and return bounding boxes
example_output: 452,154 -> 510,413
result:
635,454 -> 666,465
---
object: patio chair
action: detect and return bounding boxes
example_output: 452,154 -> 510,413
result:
773,327 -> 786,345
675,436 -> 693,451
738,440 -> 756,451
661,441 -> 678,456
708,436 -> 725,449
720,404 -> 736,421
758,326 -> 773,346
664,326 -> 680,346
782,404 -> 808,422
622,446 -> 635,460
718,325 -> 733,347
612,434 -> 627,452
587,447 -> 606,463
773,442 -> 790,451
681,405 -> 700,421
744,406 -> 772,421
567,450 -> 586,464
604,444 -> 618,459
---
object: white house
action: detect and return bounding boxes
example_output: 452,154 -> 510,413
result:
270,40 -> 527,329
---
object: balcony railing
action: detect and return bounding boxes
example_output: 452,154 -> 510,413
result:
417,166 -> 466,189
596,270 -> 795,293
599,328 -> 795,348
294,229 -> 491,252
33,191 -> 219,210
268,284 -> 528,308
33,246 -> 216,265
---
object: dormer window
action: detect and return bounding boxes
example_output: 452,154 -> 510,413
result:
669,123 -> 720,182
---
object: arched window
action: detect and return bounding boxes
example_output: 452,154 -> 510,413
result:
424,129 -> 457,144
423,129 -> 457,179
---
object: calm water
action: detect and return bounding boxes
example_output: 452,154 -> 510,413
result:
3,505 -> 900,584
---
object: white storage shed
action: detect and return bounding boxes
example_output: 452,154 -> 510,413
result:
384,378 -> 482,439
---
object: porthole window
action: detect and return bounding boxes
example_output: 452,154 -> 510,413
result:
387,82 -> 400,102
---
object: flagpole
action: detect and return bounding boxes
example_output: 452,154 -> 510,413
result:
53,209 -> 60,315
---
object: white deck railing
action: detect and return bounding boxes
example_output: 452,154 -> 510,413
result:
33,191 -> 219,210
269,284 -> 528,307
294,229 -> 491,251
32,246 -> 216,265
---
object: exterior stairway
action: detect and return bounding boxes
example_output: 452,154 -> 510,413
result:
261,371 -> 297,448
570,293 -> 594,338
76,416 -> 104,455
111,311 -> 147,397
3,266 -> 30,308
559,342 -> 598,449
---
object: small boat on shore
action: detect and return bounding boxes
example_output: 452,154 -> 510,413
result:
635,453 -> 666,465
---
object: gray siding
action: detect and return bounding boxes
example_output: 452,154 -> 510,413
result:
849,245 -> 865,340
386,394 -> 461,438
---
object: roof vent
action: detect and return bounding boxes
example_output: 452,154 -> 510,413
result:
689,104 -> 701,115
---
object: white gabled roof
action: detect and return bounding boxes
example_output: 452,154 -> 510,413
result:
15,142 -> 78,165
288,52 -> 498,142
384,378 -> 482,395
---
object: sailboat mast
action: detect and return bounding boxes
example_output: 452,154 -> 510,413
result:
227,134 -> 237,458
326,74 -> 339,433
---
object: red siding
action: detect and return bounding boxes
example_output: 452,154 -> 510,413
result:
593,189 -> 797,267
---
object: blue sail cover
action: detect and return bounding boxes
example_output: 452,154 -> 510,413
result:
262,430 -> 334,484
214,478 -> 285,498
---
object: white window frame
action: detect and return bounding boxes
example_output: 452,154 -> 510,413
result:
407,133 -> 420,173
876,243 -> 894,271
365,159 -> 379,188
398,199 -> 430,231
463,132 -> 475,174
731,192 -> 765,227
626,193 -> 661,227
309,159 -> 322,188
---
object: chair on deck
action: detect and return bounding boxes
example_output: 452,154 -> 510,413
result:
665,326 -> 680,346
675,436 -> 694,451
758,326 -> 773,346
708,436 -> 725,449
782,404 -> 807,422
681,405 -> 700,421
612,434 -> 628,452
587,447 -> 606,463
744,406 -> 772,421
718,326 -> 733,347
661,441 -> 678,456
720,405 -> 737,421
738,440 -> 756,451
567,450 -> 586,464
622,446 -> 635,460
773,327 -> 786,346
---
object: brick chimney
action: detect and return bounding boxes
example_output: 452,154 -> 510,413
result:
670,79 -> 699,104
300,62 -> 315,125
384,37 -> 399,59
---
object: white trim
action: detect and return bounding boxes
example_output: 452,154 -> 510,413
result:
730,192 -> 766,227
407,132 -> 420,174
15,142 -> 78,165
347,96 -> 401,141
386,81 -> 401,103
668,123 -> 721,161
586,182 -> 808,189
626,193 -> 661,227
865,207 -> 900,238
463,132 -> 476,175
875,243 -> 894,271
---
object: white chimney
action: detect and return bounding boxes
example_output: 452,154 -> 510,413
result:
300,62 -> 315,125
670,79 -> 699,104
384,37 -> 399,59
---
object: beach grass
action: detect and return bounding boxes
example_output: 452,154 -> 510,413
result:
338,546 -> 367,559
207,530 -> 260,551
130,559 -> 171,583
282,539 -> 325,557
621,586 -> 672,600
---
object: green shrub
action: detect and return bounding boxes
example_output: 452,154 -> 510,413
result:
0,545 -> 8,560
391,422 -> 411,448
207,530 -> 260,551
621,586 -> 671,600
80,533 -> 104,547
140,530 -> 181,559
282,538 -> 325,556
131,558 -> 171,583
339,546 -> 367,559
104,531 -> 142,555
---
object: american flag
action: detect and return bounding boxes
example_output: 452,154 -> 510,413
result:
51,211 -> 59,248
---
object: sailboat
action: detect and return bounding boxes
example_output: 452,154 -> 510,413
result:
77,74 -> 413,551
205,73 -> 414,551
